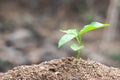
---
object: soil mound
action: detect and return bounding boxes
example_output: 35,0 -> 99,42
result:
0,57 -> 120,80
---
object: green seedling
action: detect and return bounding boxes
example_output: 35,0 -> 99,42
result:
58,22 -> 109,62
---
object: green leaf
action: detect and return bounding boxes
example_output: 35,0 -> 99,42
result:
60,29 -> 78,36
70,43 -> 84,51
58,34 -> 75,48
80,22 -> 110,35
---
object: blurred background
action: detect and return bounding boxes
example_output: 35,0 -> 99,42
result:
0,0 -> 120,72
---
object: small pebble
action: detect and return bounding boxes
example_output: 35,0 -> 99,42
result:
70,78 -> 81,80
40,66 -> 45,70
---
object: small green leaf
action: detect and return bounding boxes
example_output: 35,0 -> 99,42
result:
58,34 -> 75,48
80,22 -> 110,35
70,43 -> 84,51
60,29 -> 79,36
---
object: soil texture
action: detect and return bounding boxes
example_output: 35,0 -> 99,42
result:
0,57 -> 120,80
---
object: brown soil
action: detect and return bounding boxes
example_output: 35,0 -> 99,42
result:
0,57 -> 120,80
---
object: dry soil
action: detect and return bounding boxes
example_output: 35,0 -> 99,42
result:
0,57 -> 120,80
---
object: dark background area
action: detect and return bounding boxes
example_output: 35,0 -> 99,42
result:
0,0 -> 120,72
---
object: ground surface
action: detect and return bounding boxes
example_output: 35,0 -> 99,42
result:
0,57 -> 120,80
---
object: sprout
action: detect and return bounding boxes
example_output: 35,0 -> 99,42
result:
58,22 -> 110,62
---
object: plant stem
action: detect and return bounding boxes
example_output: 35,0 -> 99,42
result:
76,35 -> 81,44
76,50 -> 80,62
75,35 -> 82,62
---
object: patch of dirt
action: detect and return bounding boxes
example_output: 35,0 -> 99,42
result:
0,57 -> 120,80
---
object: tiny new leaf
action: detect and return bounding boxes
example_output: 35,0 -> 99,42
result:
60,29 -> 78,36
70,43 -> 84,51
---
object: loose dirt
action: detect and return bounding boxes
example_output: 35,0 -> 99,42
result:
0,57 -> 120,80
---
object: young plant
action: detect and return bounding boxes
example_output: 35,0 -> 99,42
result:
58,22 -> 109,62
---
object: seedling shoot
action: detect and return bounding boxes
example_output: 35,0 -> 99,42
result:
58,22 -> 109,62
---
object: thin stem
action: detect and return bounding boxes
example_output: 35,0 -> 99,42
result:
76,50 -> 80,62
75,34 -> 82,62
76,37 -> 80,44
76,35 -> 81,44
